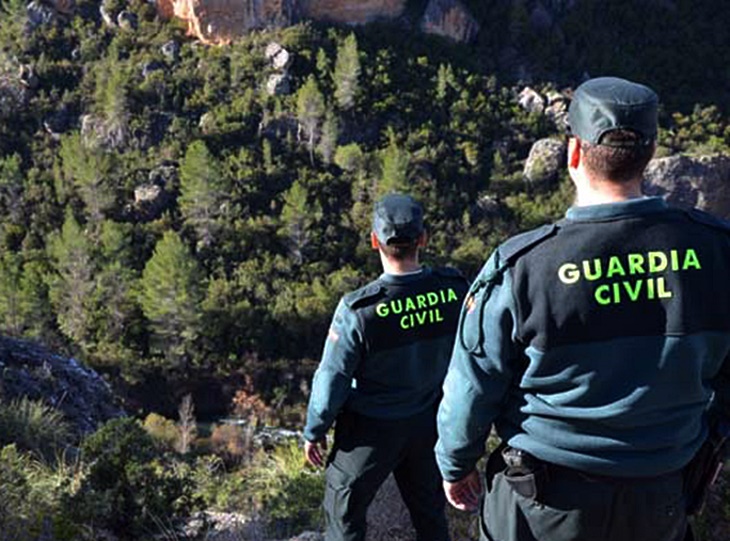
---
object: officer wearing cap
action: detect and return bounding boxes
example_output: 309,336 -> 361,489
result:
304,193 -> 468,541
435,76 -> 730,541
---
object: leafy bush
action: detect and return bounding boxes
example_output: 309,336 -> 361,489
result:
67,417 -> 201,539
143,411 -> 180,451
245,439 -> 324,538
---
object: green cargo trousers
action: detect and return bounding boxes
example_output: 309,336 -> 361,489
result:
323,408 -> 450,541
480,450 -> 688,541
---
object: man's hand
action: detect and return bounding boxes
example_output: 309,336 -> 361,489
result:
304,438 -> 328,468
443,469 -> 483,511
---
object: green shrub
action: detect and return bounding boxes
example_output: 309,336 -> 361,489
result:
246,439 -> 324,538
67,417 -> 201,540
0,397 -> 71,461
143,412 -> 180,451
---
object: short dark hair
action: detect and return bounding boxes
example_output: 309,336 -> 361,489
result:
580,130 -> 655,183
377,238 -> 420,261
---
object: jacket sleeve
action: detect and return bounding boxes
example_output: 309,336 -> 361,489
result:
435,250 -> 522,482
303,298 -> 364,442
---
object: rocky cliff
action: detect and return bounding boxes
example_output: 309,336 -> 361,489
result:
157,0 -> 298,44
421,0 -> 480,43
0,336 -> 124,436
301,0 -> 406,24
156,0 -> 481,44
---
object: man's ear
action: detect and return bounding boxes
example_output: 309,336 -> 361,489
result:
370,231 -> 380,250
568,137 -> 581,169
417,231 -> 427,248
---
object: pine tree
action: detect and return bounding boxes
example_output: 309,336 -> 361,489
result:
47,209 -> 96,348
59,134 -> 116,225
0,252 -> 25,336
139,231 -> 203,369
280,177 -> 322,265
334,33 -> 361,112
179,140 -> 224,248
317,109 -> 339,164
378,129 -> 410,196
0,154 -> 24,225
296,75 -> 326,164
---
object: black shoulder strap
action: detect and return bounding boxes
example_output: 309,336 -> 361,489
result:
497,222 -> 561,270
460,222 -> 561,355
343,283 -> 386,309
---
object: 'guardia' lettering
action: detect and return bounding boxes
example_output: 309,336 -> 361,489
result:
376,287 -> 459,330
558,248 -> 700,306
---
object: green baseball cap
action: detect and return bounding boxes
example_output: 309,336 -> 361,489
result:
568,77 -> 658,146
373,193 -> 424,245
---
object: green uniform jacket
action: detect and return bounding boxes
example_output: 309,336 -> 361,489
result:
304,267 -> 468,442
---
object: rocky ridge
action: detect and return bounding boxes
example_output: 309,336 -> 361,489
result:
0,336 -> 124,436
155,0 -> 478,44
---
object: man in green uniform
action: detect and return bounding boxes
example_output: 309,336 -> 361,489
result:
304,193 -> 468,541
435,77 -> 730,541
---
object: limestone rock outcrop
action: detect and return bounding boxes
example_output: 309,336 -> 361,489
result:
643,154 -> 730,219
157,0 -> 299,45
523,137 -> 566,187
421,0 -> 480,43
0,336 -> 124,436
157,0 -> 407,44
301,0 -> 406,25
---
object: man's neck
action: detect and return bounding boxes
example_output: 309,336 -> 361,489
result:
574,176 -> 643,206
380,254 -> 422,275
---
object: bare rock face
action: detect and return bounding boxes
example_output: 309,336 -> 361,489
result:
158,0 -> 406,44
157,0 -> 299,45
523,137 -> 566,187
301,0 -> 406,24
0,336 -> 124,436
643,154 -> 730,219
421,0 -> 480,43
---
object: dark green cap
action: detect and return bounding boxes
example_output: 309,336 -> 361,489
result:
568,77 -> 658,146
373,193 -> 424,245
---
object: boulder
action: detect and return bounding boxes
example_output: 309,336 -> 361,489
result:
117,10 -> 139,31
81,114 -> 128,150
161,40 -> 181,62
523,137 -> 566,187
270,47 -> 292,71
643,154 -> 730,219
421,0 -> 480,43
0,336 -> 124,436
157,0 -> 299,45
266,73 -> 291,96
518,87 -> 545,115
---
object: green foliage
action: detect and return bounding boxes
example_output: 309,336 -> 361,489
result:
0,397 -> 70,461
246,440 -> 324,537
334,33 -> 361,111
139,231 -> 203,369
143,412 -> 180,451
296,74 -> 326,162
179,140 -> 225,247
378,129 -> 410,196
69,417 -> 200,539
